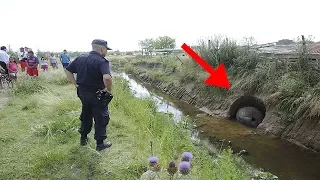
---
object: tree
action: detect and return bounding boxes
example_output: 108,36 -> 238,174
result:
125,51 -> 133,55
114,50 -> 121,56
154,36 -> 176,49
294,35 -> 315,44
7,50 -> 18,62
276,39 -> 294,45
37,49 -> 47,58
138,38 -> 155,56
240,36 -> 257,47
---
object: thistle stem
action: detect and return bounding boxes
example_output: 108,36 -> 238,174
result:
187,174 -> 194,180
169,175 -> 173,180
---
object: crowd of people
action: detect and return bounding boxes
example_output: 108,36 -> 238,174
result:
1,39 -> 114,152
0,46 -> 71,80
1,40 -> 114,154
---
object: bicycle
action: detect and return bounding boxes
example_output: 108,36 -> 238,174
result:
0,72 -> 14,89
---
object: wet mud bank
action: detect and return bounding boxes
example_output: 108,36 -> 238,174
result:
115,72 -> 320,180
125,71 -> 320,153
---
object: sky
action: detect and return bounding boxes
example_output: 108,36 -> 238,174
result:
1,0 -> 319,52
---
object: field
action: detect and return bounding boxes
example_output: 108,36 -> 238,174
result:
0,68 -> 274,180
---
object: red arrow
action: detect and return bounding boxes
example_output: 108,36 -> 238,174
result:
181,43 -> 230,89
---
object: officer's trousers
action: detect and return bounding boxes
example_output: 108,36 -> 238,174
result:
77,88 -> 110,142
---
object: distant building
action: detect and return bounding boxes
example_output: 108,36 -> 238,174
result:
254,43 -> 320,55
250,42 -> 320,64
308,43 -> 320,54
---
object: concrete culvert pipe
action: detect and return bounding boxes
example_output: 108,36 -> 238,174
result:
228,95 -> 266,128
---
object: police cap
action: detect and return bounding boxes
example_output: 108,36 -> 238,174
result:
92,39 -> 112,50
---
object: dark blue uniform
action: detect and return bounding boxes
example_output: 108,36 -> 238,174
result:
66,51 -> 111,144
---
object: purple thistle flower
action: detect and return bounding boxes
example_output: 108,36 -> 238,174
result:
148,156 -> 159,163
179,161 -> 191,175
181,152 -> 193,161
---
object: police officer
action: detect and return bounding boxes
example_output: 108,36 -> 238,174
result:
0,46 -> 9,74
65,39 -> 113,151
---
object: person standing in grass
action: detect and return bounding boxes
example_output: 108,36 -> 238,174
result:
60,50 -> 71,69
26,51 -> 39,77
24,47 -> 29,54
8,57 -> 18,80
17,47 -> 27,72
0,46 -> 9,74
40,57 -> 49,72
49,53 -> 58,69
65,39 -> 113,151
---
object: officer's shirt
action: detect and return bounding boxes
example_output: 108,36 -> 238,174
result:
66,51 -> 111,92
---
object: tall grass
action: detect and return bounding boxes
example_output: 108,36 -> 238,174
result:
13,77 -> 48,95
0,68 -> 258,179
195,35 -> 239,68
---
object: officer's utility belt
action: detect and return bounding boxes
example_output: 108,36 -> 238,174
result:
96,89 -> 113,104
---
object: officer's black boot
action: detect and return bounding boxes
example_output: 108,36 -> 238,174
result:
96,140 -> 112,151
80,136 -> 89,146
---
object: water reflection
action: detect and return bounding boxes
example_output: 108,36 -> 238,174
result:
115,73 -> 183,122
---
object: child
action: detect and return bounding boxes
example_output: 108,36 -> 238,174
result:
26,51 -> 39,77
18,47 -> 28,72
41,57 -> 49,72
49,53 -> 58,69
8,57 -> 18,80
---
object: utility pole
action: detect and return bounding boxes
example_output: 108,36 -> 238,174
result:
300,35 -> 308,71
301,35 -> 307,55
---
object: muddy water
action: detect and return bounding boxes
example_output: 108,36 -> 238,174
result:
115,72 -> 320,180
196,117 -> 320,180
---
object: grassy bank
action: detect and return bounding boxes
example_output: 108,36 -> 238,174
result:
0,69 -> 265,179
110,36 -> 320,125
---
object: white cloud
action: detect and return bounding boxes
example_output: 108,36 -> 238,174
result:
1,0 -> 319,52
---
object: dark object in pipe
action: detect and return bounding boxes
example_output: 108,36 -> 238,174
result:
236,106 -> 263,127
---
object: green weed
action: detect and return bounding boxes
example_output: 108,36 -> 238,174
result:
13,77 -> 47,95
0,68 -> 261,180
52,75 -> 71,85
54,97 -> 81,115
